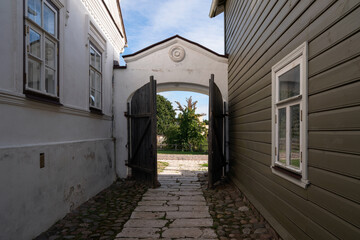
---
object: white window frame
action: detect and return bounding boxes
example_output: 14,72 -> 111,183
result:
89,43 -> 102,110
271,42 -> 309,188
25,0 -> 59,98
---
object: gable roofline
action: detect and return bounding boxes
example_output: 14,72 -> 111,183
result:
122,35 -> 227,59
101,0 -> 127,45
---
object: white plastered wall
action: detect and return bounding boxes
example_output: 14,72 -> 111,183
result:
114,37 -> 228,178
0,0 -> 124,239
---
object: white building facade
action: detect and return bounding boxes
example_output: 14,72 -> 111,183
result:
0,0 -> 126,239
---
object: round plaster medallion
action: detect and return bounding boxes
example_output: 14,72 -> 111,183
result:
169,45 -> 186,62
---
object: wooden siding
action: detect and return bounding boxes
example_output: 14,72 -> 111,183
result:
225,0 -> 360,239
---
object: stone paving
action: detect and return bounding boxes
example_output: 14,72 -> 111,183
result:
34,157 -> 279,240
199,173 -> 279,240
115,159 -> 216,239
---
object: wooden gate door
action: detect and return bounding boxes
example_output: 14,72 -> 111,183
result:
208,74 -> 226,188
126,76 -> 158,188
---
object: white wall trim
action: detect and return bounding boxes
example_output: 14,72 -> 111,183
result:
271,42 -> 309,189
124,37 -> 228,64
80,0 -> 125,55
0,137 -> 113,150
0,89 -> 112,120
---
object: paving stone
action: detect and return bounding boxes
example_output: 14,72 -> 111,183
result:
170,218 -> 213,227
138,200 -> 166,206
179,195 -> 206,201
162,227 -> 203,238
179,205 -> 209,211
115,228 -> 160,238
130,211 -> 165,219
202,228 -> 218,238
134,205 -> 178,212
124,219 -> 168,228
142,196 -> 178,201
172,191 -> 203,195
168,200 -> 206,206
166,211 -> 211,219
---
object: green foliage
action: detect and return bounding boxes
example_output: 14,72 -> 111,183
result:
164,96 -> 208,151
156,95 -> 176,135
163,123 -> 180,145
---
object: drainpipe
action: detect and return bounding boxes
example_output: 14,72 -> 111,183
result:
111,60 -> 118,180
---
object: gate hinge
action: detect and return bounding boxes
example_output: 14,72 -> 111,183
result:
124,111 -> 129,117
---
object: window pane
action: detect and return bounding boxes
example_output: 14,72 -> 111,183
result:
90,47 -> 95,67
28,0 -> 41,25
30,29 -> 41,58
28,59 -> 41,90
90,70 -> 95,88
96,53 -> 101,71
290,104 -> 300,169
45,39 -> 55,68
279,65 -> 300,101
45,68 -> 55,94
95,91 -> 101,109
90,89 -> 95,107
95,73 -> 101,91
44,4 -> 55,35
278,108 -> 286,165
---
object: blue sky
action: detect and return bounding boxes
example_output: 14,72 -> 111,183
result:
120,0 -> 224,120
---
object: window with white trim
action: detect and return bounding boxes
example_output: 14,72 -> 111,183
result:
271,42 -> 309,188
89,44 -> 102,110
25,0 -> 59,99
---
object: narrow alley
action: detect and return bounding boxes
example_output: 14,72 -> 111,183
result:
35,157 -> 278,240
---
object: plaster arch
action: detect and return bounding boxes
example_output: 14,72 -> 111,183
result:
113,35 -> 228,178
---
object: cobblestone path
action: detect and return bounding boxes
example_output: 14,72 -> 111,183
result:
199,173 -> 279,240
35,158 -> 279,240
115,159 -> 216,239
34,180 -> 148,240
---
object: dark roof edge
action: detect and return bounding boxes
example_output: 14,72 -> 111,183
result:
117,0 -> 127,45
122,35 -> 227,59
101,0 -> 125,42
113,65 -> 127,69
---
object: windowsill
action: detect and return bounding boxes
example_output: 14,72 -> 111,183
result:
271,166 -> 310,189
90,107 -> 103,115
24,90 -> 61,106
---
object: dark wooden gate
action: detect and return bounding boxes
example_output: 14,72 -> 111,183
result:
126,76 -> 158,188
208,74 -> 226,188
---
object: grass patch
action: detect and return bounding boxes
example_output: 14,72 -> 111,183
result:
157,150 -> 207,155
200,163 -> 208,167
157,161 -> 169,173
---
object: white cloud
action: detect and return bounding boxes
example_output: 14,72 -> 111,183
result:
121,0 -> 224,54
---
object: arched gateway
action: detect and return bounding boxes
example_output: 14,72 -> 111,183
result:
113,35 -> 228,187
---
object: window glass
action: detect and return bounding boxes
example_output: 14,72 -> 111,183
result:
45,68 -> 55,94
28,0 -> 41,25
95,53 -> 101,71
290,104 -> 300,169
95,91 -> 101,109
30,29 -> 41,58
278,108 -> 286,165
28,59 -> 41,90
90,47 -> 96,67
279,65 -> 300,101
90,70 -> 95,89
44,4 -> 55,35
90,89 -> 95,106
95,73 -> 101,91
45,39 -> 55,68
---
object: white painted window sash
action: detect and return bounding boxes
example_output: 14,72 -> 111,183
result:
271,42 -> 309,188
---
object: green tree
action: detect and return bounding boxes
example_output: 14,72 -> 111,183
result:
174,97 -> 207,150
156,95 -> 176,135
